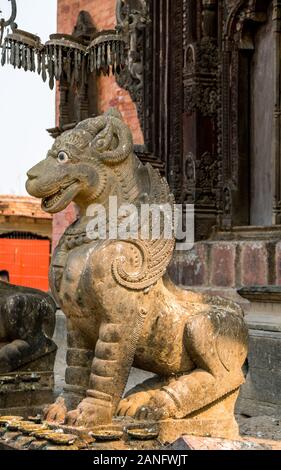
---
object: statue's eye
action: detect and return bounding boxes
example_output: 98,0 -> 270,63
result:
57,151 -> 69,163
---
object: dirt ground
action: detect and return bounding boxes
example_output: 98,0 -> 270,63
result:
237,415 -> 281,441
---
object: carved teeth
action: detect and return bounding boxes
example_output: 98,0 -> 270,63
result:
43,189 -> 62,208
43,181 -> 77,209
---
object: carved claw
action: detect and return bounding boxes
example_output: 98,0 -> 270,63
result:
44,396 -> 67,425
65,409 -> 80,426
66,397 -> 113,428
117,391 -> 152,418
134,391 -> 177,421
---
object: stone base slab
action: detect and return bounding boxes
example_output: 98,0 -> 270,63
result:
168,435 -> 281,451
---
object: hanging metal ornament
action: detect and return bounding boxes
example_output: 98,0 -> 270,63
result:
88,30 -> 126,76
45,34 -> 87,90
1,29 -> 43,72
0,0 -> 149,95
0,0 -> 17,46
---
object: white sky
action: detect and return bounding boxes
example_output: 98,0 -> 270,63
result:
0,0 -> 57,195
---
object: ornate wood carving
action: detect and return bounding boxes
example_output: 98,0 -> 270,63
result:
54,1 -> 281,237
168,0 -> 184,201
182,1 -> 220,238
220,0 -> 275,227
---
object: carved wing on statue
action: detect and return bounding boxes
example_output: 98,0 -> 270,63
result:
112,164 -> 176,291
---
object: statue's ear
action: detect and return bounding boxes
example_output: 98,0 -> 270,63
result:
105,108 -> 123,121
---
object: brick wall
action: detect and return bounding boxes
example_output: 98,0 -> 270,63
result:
169,240 -> 281,288
52,205 -> 79,252
57,0 -> 143,144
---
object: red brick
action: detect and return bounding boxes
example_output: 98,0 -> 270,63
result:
240,242 -> 268,286
0,195 -> 51,220
52,203 -> 78,251
210,243 -> 236,287
169,244 -> 208,286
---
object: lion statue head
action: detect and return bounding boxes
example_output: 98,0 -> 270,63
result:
26,109 -> 138,213
26,108 -> 176,291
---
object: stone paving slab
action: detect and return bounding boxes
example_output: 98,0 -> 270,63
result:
168,435 -> 281,451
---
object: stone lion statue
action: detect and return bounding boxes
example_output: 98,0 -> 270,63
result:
26,109 -> 248,440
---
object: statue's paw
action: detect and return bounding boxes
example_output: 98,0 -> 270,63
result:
117,391 -> 152,418
66,398 -> 112,428
134,391 -> 177,421
65,409 -> 80,426
44,396 -> 67,425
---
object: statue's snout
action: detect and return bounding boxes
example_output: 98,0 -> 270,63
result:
26,161 -> 45,181
26,160 -> 47,196
26,168 -> 36,181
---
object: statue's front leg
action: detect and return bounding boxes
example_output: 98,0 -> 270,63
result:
0,289 -> 56,373
66,320 -> 137,427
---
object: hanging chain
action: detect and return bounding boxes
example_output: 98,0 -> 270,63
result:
0,0 -> 17,46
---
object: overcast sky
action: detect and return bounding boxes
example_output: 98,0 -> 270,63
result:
0,0 -> 57,195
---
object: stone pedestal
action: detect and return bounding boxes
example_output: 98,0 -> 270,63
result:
237,287 -> 281,417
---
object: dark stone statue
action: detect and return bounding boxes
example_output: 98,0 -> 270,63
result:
0,281 -> 57,373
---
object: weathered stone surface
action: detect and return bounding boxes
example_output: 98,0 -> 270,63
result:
239,285 -> 281,303
235,286 -> 281,417
66,348 -> 94,367
26,109 -> 248,441
0,281 -> 57,373
169,435 -> 281,451
237,398 -> 281,418
53,310 -> 67,394
238,329 -> 281,417
158,390 -> 240,443
65,366 -> 92,389
248,330 -> 281,371
0,281 -> 57,415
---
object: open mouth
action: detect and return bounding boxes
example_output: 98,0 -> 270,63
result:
42,180 -> 79,211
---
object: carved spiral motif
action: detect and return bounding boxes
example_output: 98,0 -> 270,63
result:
77,115 -> 133,164
111,163 -> 176,291
112,237 -> 175,291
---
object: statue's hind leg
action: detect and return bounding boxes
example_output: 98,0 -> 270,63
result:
118,308 -> 248,440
